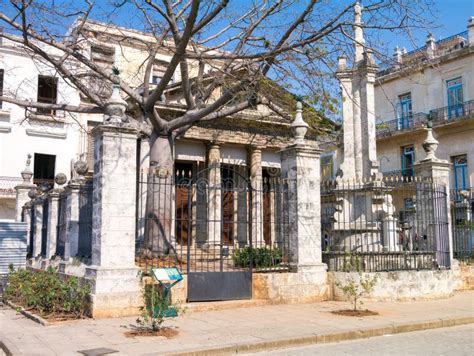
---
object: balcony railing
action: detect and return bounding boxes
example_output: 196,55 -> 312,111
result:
430,100 -> 474,123
376,100 -> 474,138
0,176 -> 22,195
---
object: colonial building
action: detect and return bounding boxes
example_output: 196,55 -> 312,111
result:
374,17 -> 474,191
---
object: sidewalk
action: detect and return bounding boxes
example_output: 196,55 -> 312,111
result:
1,291 -> 473,356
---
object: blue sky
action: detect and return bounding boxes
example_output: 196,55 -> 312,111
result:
382,0 -> 473,51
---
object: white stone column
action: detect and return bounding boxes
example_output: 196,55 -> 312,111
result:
85,124 -> 141,317
45,191 -> 60,259
207,143 -> 221,247
414,124 -> 453,266
63,182 -> 81,260
249,146 -> 264,246
31,199 -> 43,258
280,102 -> 326,276
281,145 -> 325,272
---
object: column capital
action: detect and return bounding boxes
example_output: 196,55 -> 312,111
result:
92,123 -> 139,139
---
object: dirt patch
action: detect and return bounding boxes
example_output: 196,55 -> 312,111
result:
331,309 -> 379,317
124,327 -> 178,338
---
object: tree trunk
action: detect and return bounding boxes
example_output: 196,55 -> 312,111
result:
144,132 -> 176,257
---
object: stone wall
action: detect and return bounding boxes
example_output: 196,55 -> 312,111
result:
328,269 -> 460,302
252,272 -> 330,303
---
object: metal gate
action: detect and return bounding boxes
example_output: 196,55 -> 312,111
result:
136,164 -> 289,302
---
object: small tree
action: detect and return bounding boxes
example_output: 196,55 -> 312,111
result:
335,272 -> 378,311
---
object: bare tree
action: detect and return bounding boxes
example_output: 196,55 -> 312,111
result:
0,1 -> 435,254
0,0 -> 435,167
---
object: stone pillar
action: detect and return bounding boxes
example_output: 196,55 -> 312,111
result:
413,123 -> 453,265
249,146 -> 264,246
45,191 -> 60,259
63,182 -> 81,260
14,154 -> 36,222
31,198 -> 43,258
207,143 -> 221,246
85,123 -> 141,317
280,102 -> 326,276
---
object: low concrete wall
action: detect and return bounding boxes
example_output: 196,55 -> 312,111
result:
328,269 -> 458,302
453,262 -> 474,291
253,269 -> 330,303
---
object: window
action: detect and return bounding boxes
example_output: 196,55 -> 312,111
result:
447,77 -> 464,119
0,69 -> 4,109
321,155 -> 334,181
37,76 -> 57,115
452,155 -> 468,191
33,153 -> 56,189
91,45 -> 115,69
401,145 -> 415,178
397,93 -> 412,129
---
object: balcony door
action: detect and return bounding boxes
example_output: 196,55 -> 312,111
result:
397,93 -> 412,129
401,146 -> 415,178
447,77 -> 464,119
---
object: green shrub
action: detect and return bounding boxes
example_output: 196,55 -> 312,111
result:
4,265 -> 90,318
232,247 -> 283,268
335,272 -> 378,311
136,284 -> 177,331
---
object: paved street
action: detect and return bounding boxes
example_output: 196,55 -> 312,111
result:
250,324 -> 474,355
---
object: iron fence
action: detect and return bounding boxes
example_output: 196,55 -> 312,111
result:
135,165 -> 290,275
450,188 -> 474,260
321,177 -> 450,272
77,180 -> 93,258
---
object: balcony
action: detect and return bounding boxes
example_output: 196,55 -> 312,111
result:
0,176 -> 22,197
376,99 -> 474,138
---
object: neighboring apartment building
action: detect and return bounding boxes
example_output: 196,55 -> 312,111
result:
374,17 -> 474,191
322,17 -> 474,192
0,37 -> 99,221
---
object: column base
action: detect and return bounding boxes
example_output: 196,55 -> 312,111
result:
85,266 -> 143,318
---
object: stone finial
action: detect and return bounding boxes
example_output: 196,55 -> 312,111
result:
468,17 -> 474,45
421,116 -> 439,161
28,188 -> 39,200
73,160 -> 88,183
337,56 -> 347,71
363,48 -> 376,66
394,46 -> 402,64
21,154 -> 33,184
426,32 -> 436,59
54,173 -> 67,187
291,101 -> 309,145
104,68 -> 128,124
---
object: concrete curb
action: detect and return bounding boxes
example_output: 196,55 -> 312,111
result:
169,316 -> 474,355
5,300 -> 49,326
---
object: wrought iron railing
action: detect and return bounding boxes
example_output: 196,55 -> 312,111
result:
430,100 -> 474,123
321,178 -> 450,272
376,100 -> 474,137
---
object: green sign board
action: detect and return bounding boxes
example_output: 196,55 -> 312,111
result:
152,267 -> 183,282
